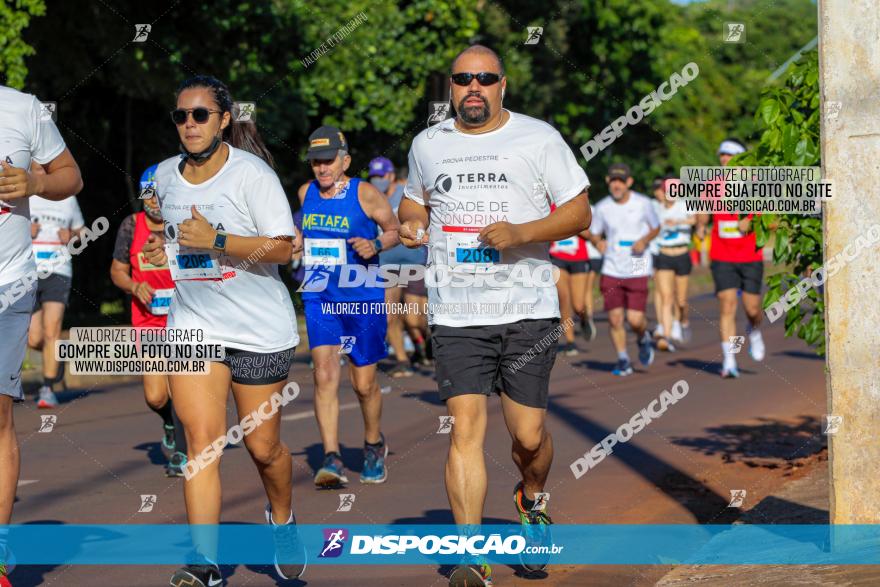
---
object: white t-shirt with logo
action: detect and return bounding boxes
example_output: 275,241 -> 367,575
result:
154,145 -> 298,353
29,196 -> 85,278
655,200 -> 693,248
0,86 -> 66,287
590,192 -> 659,279
404,111 -> 590,327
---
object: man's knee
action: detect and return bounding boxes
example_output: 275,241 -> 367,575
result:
512,426 -> 545,454
608,311 -> 624,328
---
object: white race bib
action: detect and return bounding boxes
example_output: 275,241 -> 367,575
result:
717,220 -> 743,239
551,237 -> 578,255
304,238 -> 347,266
444,230 -> 500,273
165,243 -> 222,281
148,288 -> 174,315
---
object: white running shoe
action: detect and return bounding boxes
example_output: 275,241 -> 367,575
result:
670,321 -> 683,343
748,328 -> 765,362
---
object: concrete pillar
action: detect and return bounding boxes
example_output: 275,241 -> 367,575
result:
819,0 -> 880,523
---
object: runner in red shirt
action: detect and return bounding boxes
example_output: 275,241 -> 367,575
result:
549,202 -> 591,355
109,165 -> 187,476
698,139 -> 766,378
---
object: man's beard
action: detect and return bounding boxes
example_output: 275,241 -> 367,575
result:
457,93 -> 490,124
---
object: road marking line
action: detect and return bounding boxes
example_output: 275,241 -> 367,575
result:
282,401 -> 360,421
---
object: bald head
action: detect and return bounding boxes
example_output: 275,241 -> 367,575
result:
451,45 -> 504,76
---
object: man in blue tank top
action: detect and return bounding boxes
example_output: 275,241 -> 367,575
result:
298,126 -> 400,487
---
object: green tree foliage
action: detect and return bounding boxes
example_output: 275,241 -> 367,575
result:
0,0 -> 45,88
735,52 -> 823,353
11,0 -> 818,323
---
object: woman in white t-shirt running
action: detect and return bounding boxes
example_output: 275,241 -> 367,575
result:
652,177 -> 695,351
142,75 -> 304,587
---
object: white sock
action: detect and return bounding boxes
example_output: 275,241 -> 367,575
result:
721,342 -> 737,369
617,350 -> 630,361
748,327 -> 765,361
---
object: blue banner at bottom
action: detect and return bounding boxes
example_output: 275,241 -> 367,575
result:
1,524 -> 880,565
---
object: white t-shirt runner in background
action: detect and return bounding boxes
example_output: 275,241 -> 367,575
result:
29,196 -> 85,278
590,192 -> 659,279
405,111 -> 590,327
0,86 -> 67,287
655,200 -> 693,248
585,205 -> 602,260
154,145 -> 299,353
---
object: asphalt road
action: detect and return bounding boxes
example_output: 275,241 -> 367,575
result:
8,291 -> 827,586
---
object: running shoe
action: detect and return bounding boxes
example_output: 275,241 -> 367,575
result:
680,322 -> 692,344
388,361 -> 414,378
162,423 -> 176,451
165,452 -> 187,478
670,320 -> 683,343
514,482 -> 552,573
638,332 -> 655,367
36,386 -> 58,409
1,543 -> 14,587
265,504 -> 307,580
656,337 -> 676,352
720,366 -> 740,379
582,316 -> 598,341
559,342 -> 578,357
448,562 -> 493,587
612,358 -> 634,377
361,436 -> 388,484
748,328 -> 765,362
411,343 -> 433,367
169,563 -> 222,587
314,453 -> 349,488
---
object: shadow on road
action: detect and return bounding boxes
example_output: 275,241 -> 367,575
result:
132,441 -> 169,466
547,398 -> 740,524
773,350 -> 823,361
670,415 -> 825,468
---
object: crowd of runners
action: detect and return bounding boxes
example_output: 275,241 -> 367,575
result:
0,44 -> 770,587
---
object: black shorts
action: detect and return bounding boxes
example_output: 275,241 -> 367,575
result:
588,258 -> 603,274
33,273 -> 72,309
654,252 -> 692,276
221,347 -> 295,385
550,256 -> 587,274
431,318 -> 560,409
710,261 -> 764,294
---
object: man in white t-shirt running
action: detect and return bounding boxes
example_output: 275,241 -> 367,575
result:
27,179 -> 86,408
587,163 -> 660,376
0,85 -> 83,586
399,45 -> 590,587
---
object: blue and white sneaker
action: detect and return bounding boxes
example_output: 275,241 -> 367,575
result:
314,453 -> 349,488
638,333 -> 655,367
612,358 -> 634,377
265,504 -> 307,580
361,436 -> 388,484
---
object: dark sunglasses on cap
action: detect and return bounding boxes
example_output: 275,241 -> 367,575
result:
450,72 -> 502,86
170,107 -> 222,125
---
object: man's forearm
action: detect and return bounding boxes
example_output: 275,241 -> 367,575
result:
35,167 -> 83,201
520,193 -> 590,244
398,197 -> 430,226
